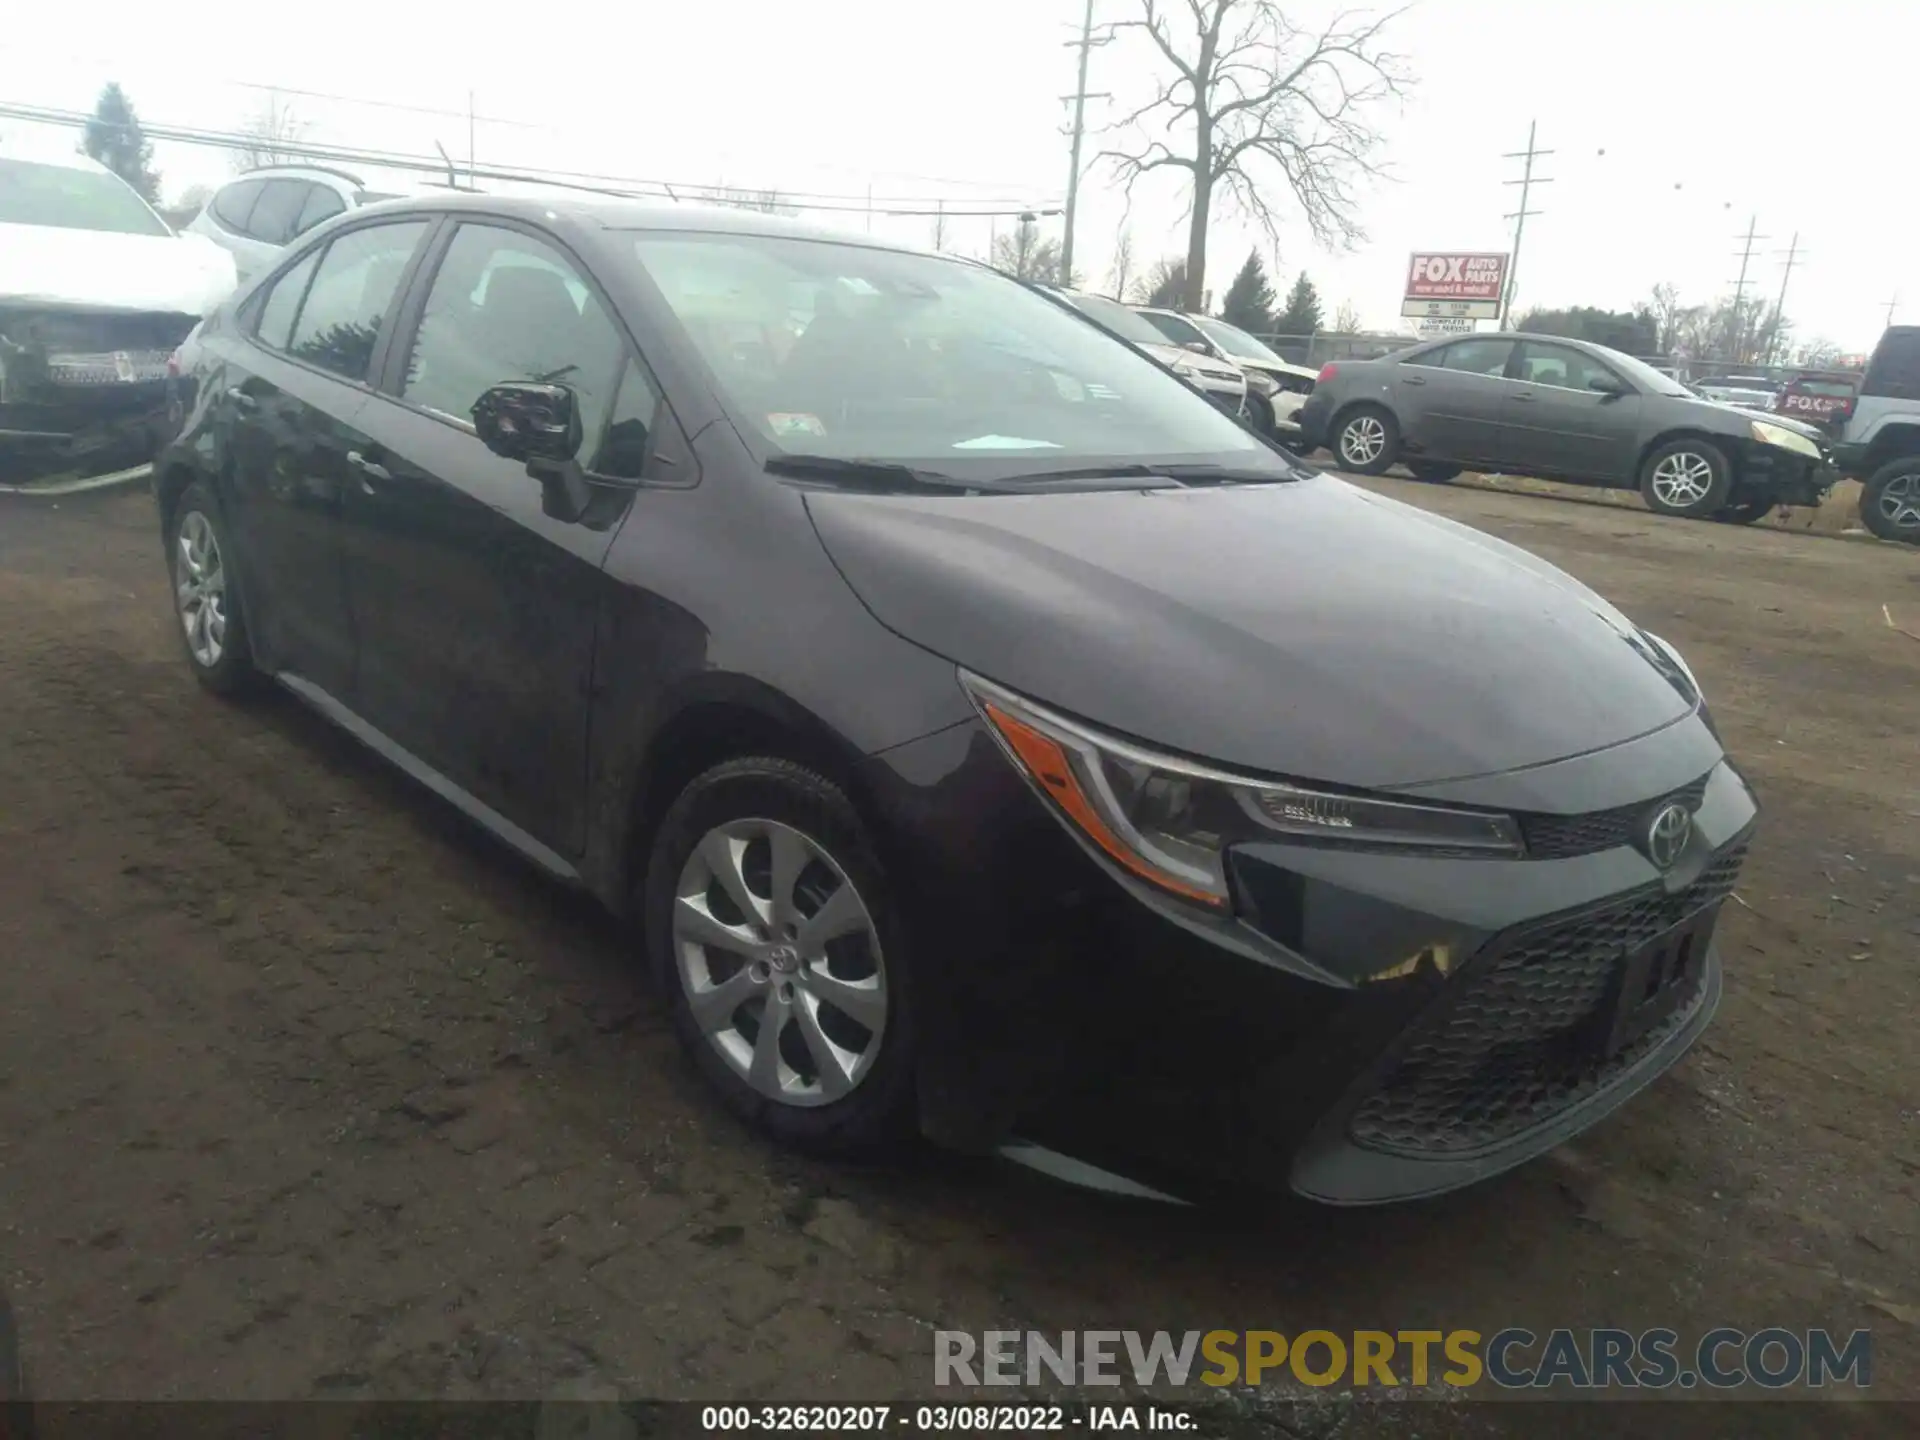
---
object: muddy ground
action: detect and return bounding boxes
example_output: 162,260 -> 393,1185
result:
0,477 -> 1915,1433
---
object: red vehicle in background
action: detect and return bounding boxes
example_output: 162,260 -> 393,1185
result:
1775,372 -> 1859,432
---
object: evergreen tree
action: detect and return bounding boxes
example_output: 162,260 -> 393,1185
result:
1219,251 -> 1276,333
82,83 -> 160,203
1275,272 -> 1324,336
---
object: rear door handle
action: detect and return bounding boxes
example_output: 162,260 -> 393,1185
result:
1402,374 -> 1427,385
1512,392 -> 1536,403
347,450 -> 393,483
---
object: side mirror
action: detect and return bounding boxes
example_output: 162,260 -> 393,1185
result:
472,382 -> 581,463
1183,340 -> 1210,355
473,382 -> 595,522
1588,376 -> 1626,397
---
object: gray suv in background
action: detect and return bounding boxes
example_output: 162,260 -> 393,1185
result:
1296,333 -> 1837,523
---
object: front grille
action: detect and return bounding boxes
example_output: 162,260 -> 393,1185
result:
1519,773 -> 1711,860
1347,842 -> 1747,1157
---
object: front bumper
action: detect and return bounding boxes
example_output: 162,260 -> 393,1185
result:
860,713 -> 1755,1205
1741,444 -> 1837,507
1,306 -> 193,487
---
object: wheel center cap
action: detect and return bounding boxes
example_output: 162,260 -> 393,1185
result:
767,944 -> 800,974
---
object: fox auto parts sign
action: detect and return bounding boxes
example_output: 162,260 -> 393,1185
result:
1403,252 -> 1509,320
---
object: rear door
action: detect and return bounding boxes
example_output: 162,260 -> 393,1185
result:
217,218 -> 433,699
1502,340 -> 1641,481
1393,336 -> 1517,462
337,217 -> 672,855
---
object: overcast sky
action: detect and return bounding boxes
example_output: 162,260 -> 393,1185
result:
8,0 -> 1912,352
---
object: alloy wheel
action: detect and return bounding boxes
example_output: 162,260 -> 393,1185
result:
1874,472 -> 1920,532
672,818 -> 887,1107
175,510 -> 228,668
1339,415 -> 1386,467
1650,451 -> 1715,508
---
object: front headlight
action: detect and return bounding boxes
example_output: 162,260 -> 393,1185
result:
1750,419 -> 1821,459
961,672 -> 1525,909
1245,370 -> 1277,396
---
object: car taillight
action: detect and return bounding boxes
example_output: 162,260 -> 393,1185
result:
166,351 -> 181,378
1317,363 -> 1339,383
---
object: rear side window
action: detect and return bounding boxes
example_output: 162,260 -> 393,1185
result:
293,185 -> 345,237
1437,338 -> 1516,376
255,249 -> 321,351
245,180 -> 309,245
1863,331 -> 1920,400
286,221 -> 428,383
211,179 -> 266,234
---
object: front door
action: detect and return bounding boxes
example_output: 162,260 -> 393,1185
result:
339,218 -> 668,856
1503,341 -> 1641,482
217,219 -> 430,697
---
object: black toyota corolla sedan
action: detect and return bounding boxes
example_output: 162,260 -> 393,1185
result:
154,194 -> 1757,1205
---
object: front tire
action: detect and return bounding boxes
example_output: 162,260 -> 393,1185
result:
1245,391 -> 1276,438
166,480 -> 258,694
1639,438 -> 1733,518
1333,406 -> 1401,476
643,757 -> 917,1156
1714,494 -> 1776,525
1861,459 -> 1920,544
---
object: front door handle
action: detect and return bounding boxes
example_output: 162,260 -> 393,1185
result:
1403,374 -> 1427,386
347,450 -> 393,483
1512,392 -> 1536,403
225,386 -> 257,411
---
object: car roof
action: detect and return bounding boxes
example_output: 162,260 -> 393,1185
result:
348,189 -> 940,255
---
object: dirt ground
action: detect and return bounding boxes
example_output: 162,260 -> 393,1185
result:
0,476 -> 1916,1430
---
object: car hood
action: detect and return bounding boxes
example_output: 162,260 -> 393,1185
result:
805,475 -> 1696,790
1136,340 -> 1243,386
0,223 -> 238,317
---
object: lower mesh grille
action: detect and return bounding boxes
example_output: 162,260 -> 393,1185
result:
1348,842 -> 1747,1157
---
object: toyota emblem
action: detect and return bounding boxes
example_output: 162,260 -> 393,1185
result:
1645,803 -> 1693,870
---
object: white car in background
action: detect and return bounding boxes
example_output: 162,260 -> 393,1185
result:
1037,285 -> 1250,418
1133,306 -> 1321,442
1691,374 -> 1781,411
1,132 -> 236,489
183,164 -> 414,284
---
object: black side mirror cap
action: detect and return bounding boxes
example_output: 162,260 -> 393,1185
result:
1588,377 -> 1626,397
473,382 -> 582,463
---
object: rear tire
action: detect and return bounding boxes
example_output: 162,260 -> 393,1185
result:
1639,439 -> 1732,519
1860,458 -> 1920,544
1407,461 -> 1462,484
1332,406 -> 1400,476
643,757 -> 917,1157
166,480 -> 260,695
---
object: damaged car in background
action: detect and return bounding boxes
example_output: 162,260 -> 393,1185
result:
1,135 -> 236,489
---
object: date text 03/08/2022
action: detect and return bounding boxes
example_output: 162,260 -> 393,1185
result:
700,1404 -> 1194,1432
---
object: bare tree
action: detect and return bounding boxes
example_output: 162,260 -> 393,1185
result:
1794,337 -> 1844,369
990,217 -> 1069,283
1141,255 -> 1188,307
1332,298 -> 1362,333
1641,283 -> 1688,353
232,95 -> 307,173
1108,228 -> 1136,300
931,204 -> 949,252
1100,1 -> 1410,312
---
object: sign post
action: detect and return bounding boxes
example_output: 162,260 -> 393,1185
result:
1402,253 -> 1511,324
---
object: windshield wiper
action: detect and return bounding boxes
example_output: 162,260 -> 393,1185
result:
764,454 -> 1026,494
990,461 -> 1305,487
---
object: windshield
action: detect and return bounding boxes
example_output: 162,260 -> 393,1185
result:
1590,345 -> 1690,397
1193,315 -> 1285,365
1060,290 -> 1174,350
628,232 -> 1276,478
0,158 -> 171,237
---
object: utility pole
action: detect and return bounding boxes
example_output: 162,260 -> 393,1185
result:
468,90 -> 476,189
1058,0 -> 1110,287
1763,232 -> 1802,367
1728,215 -> 1769,364
1884,294 -> 1901,330
1499,121 -> 1553,329
931,199 -> 947,252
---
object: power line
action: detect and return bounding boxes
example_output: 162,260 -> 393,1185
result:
0,103 -> 1061,216
1728,215 -> 1770,363
1057,0 -> 1111,285
1499,120 -> 1553,329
